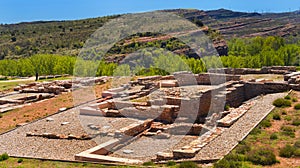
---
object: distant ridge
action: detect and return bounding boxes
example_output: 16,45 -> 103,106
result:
0,9 -> 299,59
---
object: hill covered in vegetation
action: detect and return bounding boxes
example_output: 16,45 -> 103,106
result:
0,9 -> 299,60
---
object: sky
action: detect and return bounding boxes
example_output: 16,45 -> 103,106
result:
0,0 -> 300,24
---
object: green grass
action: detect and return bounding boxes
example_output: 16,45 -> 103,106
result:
0,76 -> 72,92
38,76 -> 72,82
0,157 -> 139,168
0,81 -> 33,92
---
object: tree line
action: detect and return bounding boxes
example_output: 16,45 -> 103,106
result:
0,36 -> 299,77
222,36 -> 300,68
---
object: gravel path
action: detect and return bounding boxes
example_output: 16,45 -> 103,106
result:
111,135 -> 198,162
0,102 -> 142,161
0,106 -> 96,161
193,92 -> 287,161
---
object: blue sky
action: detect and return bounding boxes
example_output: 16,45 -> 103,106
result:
0,0 -> 299,24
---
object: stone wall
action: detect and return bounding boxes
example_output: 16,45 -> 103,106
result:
195,73 -> 240,85
209,66 -> 296,75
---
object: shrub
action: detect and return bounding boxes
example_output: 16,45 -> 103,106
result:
294,140 -> 300,148
17,158 -> 23,163
281,110 -> 287,115
236,143 -> 251,154
0,114 -> 2,118
0,153 -> 9,161
213,159 -> 241,168
179,161 -> 199,168
292,118 -> 300,126
281,126 -> 295,138
285,95 -> 291,100
250,127 -> 261,135
246,148 -> 277,166
142,161 -> 155,166
294,104 -> 300,110
273,113 -> 281,120
224,105 -> 230,111
270,133 -> 278,140
260,119 -> 272,128
166,160 -> 176,166
281,126 -> 295,132
294,149 -> 300,157
292,98 -> 298,102
279,144 -> 295,158
273,98 -> 291,108
284,116 -> 292,121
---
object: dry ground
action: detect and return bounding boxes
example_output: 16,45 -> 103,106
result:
0,83 -> 110,134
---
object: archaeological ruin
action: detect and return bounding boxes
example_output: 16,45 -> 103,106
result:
0,66 -> 299,165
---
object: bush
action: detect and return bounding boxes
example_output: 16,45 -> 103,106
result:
284,116 -> 292,121
260,119 -> 272,128
142,161 -> 155,166
270,133 -> 278,140
17,158 -> 23,163
285,95 -> 291,100
281,110 -> 287,115
292,98 -> 298,102
179,161 -> 199,168
236,144 -> 251,154
250,127 -> 261,135
281,126 -> 295,138
246,148 -> 277,166
292,118 -> 300,126
279,144 -> 295,158
166,161 -> 176,166
273,98 -> 291,108
0,153 -> 9,161
273,113 -> 281,120
294,140 -> 300,148
213,159 -> 242,168
294,104 -> 300,110
294,149 -> 300,157
224,105 -> 230,111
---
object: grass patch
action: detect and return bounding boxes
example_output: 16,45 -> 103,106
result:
272,113 -> 281,120
235,142 -> 251,154
142,161 -> 155,166
270,133 -> 278,140
0,81 -> 32,92
281,110 -> 287,115
179,161 -> 199,168
280,126 -> 296,138
294,103 -> 300,110
279,144 -> 295,158
292,98 -> 298,102
292,118 -> 300,126
294,140 -> 300,148
166,160 -> 176,166
284,116 -> 292,121
246,148 -> 278,166
259,119 -> 272,128
285,95 -> 291,100
273,98 -> 291,108
250,127 -> 261,135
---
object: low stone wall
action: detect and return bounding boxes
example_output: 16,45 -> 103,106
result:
195,73 -> 240,85
209,66 -> 296,75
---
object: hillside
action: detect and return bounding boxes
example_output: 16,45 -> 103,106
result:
0,9 -> 299,60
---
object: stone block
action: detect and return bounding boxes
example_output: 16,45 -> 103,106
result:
80,107 -> 103,116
